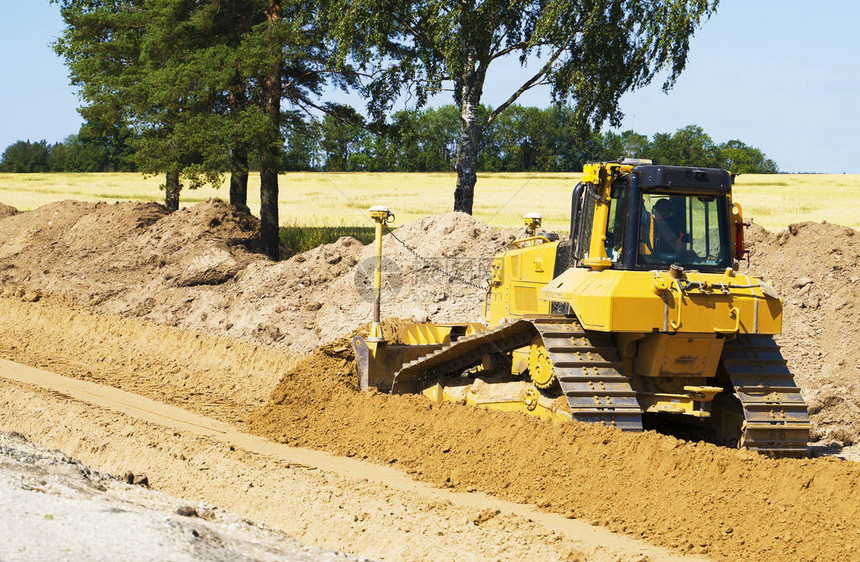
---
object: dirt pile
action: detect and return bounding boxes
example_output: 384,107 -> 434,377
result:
123,209 -> 510,350
743,222 -> 860,444
245,339 -> 860,561
0,201 -> 511,352
0,203 -> 17,218
0,198 -> 257,312
310,212 -> 516,336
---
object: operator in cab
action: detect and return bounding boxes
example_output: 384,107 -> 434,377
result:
651,198 -> 685,255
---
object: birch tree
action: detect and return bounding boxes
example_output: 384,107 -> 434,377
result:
330,0 -> 719,213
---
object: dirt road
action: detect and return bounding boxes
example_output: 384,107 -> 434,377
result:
0,355 -> 691,561
0,432 -> 355,562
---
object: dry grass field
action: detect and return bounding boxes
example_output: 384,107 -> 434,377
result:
0,171 -> 857,232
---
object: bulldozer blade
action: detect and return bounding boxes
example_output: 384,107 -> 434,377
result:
352,336 -> 371,391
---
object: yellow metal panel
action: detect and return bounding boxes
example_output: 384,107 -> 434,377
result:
634,333 -> 724,377
399,323 -> 486,345
513,285 -> 538,313
515,242 -> 559,283
487,240 -> 559,327
510,253 -> 520,279
540,268 -> 782,334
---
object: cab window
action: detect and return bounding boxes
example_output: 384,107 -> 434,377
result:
575,190 -> 595,260
605,181 -> 626,262
637,193 -> 730,269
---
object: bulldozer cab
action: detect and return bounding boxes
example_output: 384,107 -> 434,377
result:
570,162 -> 738,273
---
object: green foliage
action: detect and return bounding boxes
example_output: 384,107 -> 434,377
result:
2,120 -> 136,173
327,0 -> 720,211
48,124 -> 136,172
49,137 -> 103,172
51,0 -> 334,183
282,112 -> 322,171
279,224 -> 374,253
649,125 -> 721,168
1,141 -> 50,172
52,0 -> 347,258
720,140 -> 778,174
2,111 -> 780,174
388,106 -> 460,172
330,0 -> 719,127
319,113 -> 368,172
276,108 -> 779,173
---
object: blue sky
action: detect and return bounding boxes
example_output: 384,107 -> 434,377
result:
1,1 -> 858,172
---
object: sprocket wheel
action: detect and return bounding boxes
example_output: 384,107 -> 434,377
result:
528,335 -> 556,389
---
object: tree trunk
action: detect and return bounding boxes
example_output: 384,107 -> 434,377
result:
165,171 -> 180,211
453,50 -> 486,215
453,104 -> 479,213
228,67 -> 249,212
259,151 -> 279,260
258,0 -> 283,261
229,146 -> 249,212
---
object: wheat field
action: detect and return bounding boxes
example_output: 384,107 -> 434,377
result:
0,171 -> 857,232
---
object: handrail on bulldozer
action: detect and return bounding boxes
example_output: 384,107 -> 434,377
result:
511,236 -> 552,249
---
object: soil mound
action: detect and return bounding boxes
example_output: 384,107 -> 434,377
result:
385,211 -> 511,258
742,221 -> 860,444
0,198 -> 268,338
0,203 -> 18,218
247,338 -> 860,561
0,203 -> 512,352
309,212 -> 516,338
210,211 -> 514,350
0,200 -> 167,299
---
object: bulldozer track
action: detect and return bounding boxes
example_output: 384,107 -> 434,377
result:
531,319 -> 643,432
722,335 -> 810,456
392,316 -> 644,432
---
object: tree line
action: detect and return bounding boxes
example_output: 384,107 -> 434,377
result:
1,108 -> 777,175
0,123 -> 135,174
40,0 -> 718,259
287,106 -> 778,174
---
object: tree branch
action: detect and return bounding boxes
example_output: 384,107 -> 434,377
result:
489,40 -> 550,61
490,30 -> 506,54
393,16 -> 446,60
294,96 -> 382,135
485,26 -> 582,127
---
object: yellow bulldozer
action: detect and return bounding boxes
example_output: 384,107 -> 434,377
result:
352,160 -> 810,456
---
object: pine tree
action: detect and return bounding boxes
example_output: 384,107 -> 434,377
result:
53,0 -> 335,259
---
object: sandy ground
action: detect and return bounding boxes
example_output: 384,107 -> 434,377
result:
0,432 -> 357,562
0,199 -> 858,560
0,294 -> 859,560
0,357 -> 692,562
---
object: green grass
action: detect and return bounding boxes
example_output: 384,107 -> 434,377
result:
279,224 -> 375,253
0,171 -> 857,232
